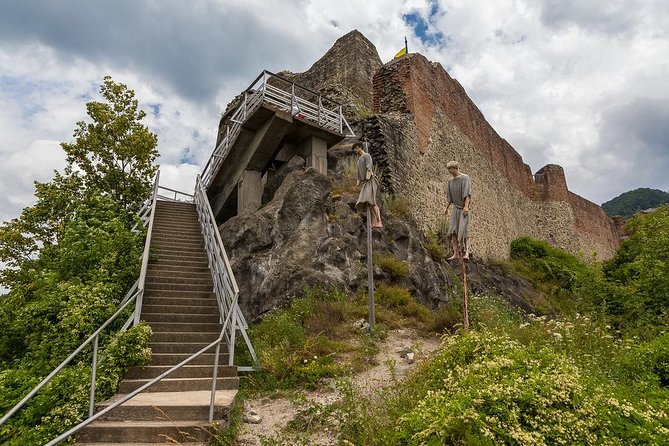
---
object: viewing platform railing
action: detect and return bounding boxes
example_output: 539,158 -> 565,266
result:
201,70 -> 355,190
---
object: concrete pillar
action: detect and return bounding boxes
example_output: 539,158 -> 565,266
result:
298,136 -> 327,175
237,170 -> 262,214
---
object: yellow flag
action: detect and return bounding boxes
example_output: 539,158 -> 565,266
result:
394,47 -> 407,58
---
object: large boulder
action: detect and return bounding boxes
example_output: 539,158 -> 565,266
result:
219,167 -> 460,320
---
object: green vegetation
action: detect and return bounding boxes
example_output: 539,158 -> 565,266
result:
384,193 -> 412,219
602,187 -> 669,219
236,283 -> 458,394
0,77 -> 157,444
373,254 -> 409,281
425,230 -> 447,261
231,207 -> 669,445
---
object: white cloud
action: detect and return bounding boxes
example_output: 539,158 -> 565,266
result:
0,0 -> 667,230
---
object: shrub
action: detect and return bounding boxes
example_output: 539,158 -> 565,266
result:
375,284 -> 431,323
374,254 -> 409,281
384,194 -> 412,219
424,230 -> 446,262
428,299 -> 463,333
393,331 -> 669,445
245,288 -> 357,390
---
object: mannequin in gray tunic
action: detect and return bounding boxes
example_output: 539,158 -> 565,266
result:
354,142 -> 382,228
444,160 -> 471,260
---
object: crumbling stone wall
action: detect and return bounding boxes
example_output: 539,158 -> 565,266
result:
368,54 -> 621,260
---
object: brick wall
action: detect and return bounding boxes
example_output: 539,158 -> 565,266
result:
367,54 -> 622,260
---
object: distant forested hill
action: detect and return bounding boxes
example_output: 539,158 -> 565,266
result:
602,188 -> 669,218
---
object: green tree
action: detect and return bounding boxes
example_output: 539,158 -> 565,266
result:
0,77 -> 155,444
0,77 -> 158,289
61,75 -> 158,215
604,205 -> 669,322
602,188 -> 669,219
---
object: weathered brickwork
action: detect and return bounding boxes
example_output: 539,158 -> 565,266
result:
367,54 -> 622,260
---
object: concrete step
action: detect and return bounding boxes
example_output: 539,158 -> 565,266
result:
151,223 -> 202,233
142,304 -> 218,315
148,258 -> 209,269
142,289 -> 216,299
153,219 -> 200,227
119,376 -> 238,393
149,352 -> 229,366
151,331 -> 220,343
151,233 -> 204,243
150,341 -> 227,354
149,253 -> 209,263
143,297 -> 218,308
143,275 -> 213,286
151,236 -> 204,246
152,245 -> 206,255
143,313 -> 220,324
156,200 -> 195,208
77,419 -> 213,443
146,322 -> 222,333
94,390 -> 235,423
154,208 -> 197,215
144,283 -> 213,292
153,214 -> 198,221
146,264 -> 210,274
151,226 -> 203,237
126,364 -> 235,380
146,270 -> 213,280
153,208 -> 198,216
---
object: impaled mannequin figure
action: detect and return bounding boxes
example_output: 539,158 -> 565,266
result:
444,160 -> 471,260
354,142 -> 382,228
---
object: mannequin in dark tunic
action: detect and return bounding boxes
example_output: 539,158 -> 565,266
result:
444,160 -> 471,260
353,142 -> 382,228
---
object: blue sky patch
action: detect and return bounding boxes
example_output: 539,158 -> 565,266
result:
148,103 -> 161,118
403,3 -> 445,47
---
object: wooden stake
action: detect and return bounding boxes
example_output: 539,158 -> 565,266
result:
366,205 -> 375,332
461,257 -> 469,330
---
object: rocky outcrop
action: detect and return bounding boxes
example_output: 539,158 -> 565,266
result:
219,166 -> 548,320
219,167 -> 461,319
293,30 -> 382,119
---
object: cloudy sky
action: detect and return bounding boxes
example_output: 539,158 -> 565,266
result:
1,0 -> 668,225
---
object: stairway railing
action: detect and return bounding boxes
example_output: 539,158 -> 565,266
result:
0,171 -> 162,433
43,297 -> 240,445
194,174 -> 257,370
201,69 -> 356,190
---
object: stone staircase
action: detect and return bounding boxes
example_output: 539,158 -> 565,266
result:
77,200 -> 238,444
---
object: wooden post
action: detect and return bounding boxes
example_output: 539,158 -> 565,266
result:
461,257 -> 469,330
366,205 -> 375,332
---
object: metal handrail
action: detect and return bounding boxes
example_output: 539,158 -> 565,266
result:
45,293 -> 240,446
157,185 -> 194,202
194,175 -> 257,368
134,171 -> 161,325
0,172 -> 161,434
201,70 -> 356,190
0,289 -> 140,426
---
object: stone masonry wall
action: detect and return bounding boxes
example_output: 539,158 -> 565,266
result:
368,54 -> 621,260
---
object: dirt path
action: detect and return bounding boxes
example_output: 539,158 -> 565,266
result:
236,328 -> 442,445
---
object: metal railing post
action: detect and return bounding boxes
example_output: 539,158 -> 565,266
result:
89,335 -> 99,418
339,105 -> 343,133
209,340 -> 222,423
0,292 -> 139,426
